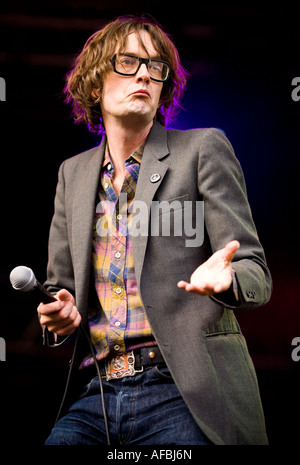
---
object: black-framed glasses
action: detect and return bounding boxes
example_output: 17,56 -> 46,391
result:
111,53 -> 171,82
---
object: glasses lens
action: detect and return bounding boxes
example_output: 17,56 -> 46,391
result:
148,60 -> 169,81
115,55 -> 139,74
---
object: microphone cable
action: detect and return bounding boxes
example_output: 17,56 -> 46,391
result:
79,323 -> 111,445
52,325 -> 111,445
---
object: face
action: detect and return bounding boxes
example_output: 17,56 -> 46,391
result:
100,31 -> 164,128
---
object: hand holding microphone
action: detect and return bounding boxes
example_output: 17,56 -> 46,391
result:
10,266 -> 81,336
37,288 -> 81,336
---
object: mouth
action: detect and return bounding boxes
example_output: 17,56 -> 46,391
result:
132,89 -> 150,98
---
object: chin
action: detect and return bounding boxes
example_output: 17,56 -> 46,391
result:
128,100 -> 153,114
124,107 -> 155,123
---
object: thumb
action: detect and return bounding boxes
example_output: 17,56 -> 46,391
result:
224,240 -> 240,263
55,289 -> 75,305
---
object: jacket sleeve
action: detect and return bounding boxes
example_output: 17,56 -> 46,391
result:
42,161 -> 76,346
44,161 -> 75,295
198,128 -> 272,309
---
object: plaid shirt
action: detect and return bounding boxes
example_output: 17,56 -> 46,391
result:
81,144 -> 156,368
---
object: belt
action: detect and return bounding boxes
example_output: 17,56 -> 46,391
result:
77,346 -> 165,383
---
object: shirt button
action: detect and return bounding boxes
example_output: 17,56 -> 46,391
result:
117,214 -> 122,221
115,321 -> 121,327
104,182 -> 109,189
115,287 -> 122,294
107,163 -> 112,171
115,251 -> 121,259
114,345 -> 120,352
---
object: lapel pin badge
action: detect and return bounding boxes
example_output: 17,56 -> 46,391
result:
150,173 -> 161,183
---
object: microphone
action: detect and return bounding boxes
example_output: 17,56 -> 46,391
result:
9,266 -> 56,304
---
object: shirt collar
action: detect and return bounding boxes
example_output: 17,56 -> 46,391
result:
102,143 -> 144,169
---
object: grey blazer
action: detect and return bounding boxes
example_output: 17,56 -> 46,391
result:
45,121 -> 272,445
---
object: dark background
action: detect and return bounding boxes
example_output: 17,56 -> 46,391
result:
0,0 -> 299,448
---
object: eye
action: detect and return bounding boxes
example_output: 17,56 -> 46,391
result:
149,61 -> 163,72
119,56 -> 137,67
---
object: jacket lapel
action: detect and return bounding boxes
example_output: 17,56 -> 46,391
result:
133,122 -> 169,287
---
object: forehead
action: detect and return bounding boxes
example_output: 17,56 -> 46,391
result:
116,31 -> 159,57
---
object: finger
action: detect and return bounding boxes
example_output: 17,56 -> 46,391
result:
49,310 -> 82,336
177,280 -> 188,289
40,300 -> 74,326
38,289 -> 75,315
55,312 -> 82,336
37,299 -> 63,315
177,281 -> 198,292
177,280 -> 213,295
213,283 -> 222,293
44,305 -> 80,333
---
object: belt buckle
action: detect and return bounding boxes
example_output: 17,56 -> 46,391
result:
105,350 -> 143,381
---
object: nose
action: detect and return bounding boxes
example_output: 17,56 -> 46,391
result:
135,63 -> 150,82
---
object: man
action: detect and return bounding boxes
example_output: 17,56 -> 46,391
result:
39,15 -> 272,445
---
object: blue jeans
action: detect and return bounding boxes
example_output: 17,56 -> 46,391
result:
45,365 -> 212,445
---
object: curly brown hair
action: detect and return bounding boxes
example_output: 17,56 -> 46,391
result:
63,15 -> 188,134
